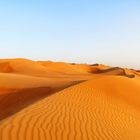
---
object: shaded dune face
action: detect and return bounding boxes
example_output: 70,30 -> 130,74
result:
0,62 -> 14,73
92,67 -> 135,78
0,87 -> 52,121
0,77 -> 140,140
134,71 -> 140,77
0,80 -> 84,121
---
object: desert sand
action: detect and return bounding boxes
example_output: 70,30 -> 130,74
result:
0,58 -> 140,140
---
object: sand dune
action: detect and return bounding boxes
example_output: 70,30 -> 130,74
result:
94,67 -> 135,78
0,81 -> 83,121
0,59 -> 49,75
0,58 -> 137,77
0,59 -> 94,122
0,73 -> 88,90
38,61 -> 95,74
0,59 -> 92,75
0,62 -> 13,73
0,76 -> 140,140
0,58 -> 140,140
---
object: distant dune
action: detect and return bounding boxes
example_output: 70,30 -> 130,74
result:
0,58 -> 140,140
94,67 -> 135,78
0,62 -> 14,73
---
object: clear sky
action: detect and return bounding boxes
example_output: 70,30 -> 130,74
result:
0,0 -> 140,68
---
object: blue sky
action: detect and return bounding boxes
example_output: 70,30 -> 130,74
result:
0,0 -> 140,68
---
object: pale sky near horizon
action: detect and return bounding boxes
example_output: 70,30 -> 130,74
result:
0,0 -> 140,68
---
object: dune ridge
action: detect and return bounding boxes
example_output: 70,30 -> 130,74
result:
0,58 -> 138,77
0,58 -> 140,140
0,80 -> 84,121
0,76 -> 140,140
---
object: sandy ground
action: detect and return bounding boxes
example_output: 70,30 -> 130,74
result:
0,58 -> 140,140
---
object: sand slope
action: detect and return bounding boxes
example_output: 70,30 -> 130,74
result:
0,76 -> 140,140
0,72 -> 92,121
0,59 -> 94,122
0,62 -> 13,73
0,59 -> 140,140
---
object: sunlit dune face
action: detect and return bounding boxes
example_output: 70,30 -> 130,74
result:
0,59 -> 140,140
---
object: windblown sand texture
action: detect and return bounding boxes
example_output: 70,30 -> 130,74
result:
0,58 -> 140,140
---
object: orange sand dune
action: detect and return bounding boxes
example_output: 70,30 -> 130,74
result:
0,70 -> 92,121
38,61 -> 111,74
0,58 -> 140,140
0,76 -> 140,140
0,59 -> 96,79
94,67 -> 135,78
0,59 -> 94,122
0,59 -> 93,75
0,81 -> 83,121
0,58 -> 49,75
0,58 -> 138,77
0,73 -> 89,90
38,61 -> 95,74
0,62 -> 13,73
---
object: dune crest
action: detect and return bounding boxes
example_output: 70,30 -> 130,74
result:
0,58 -> 140,140
0,77 -> 140,139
